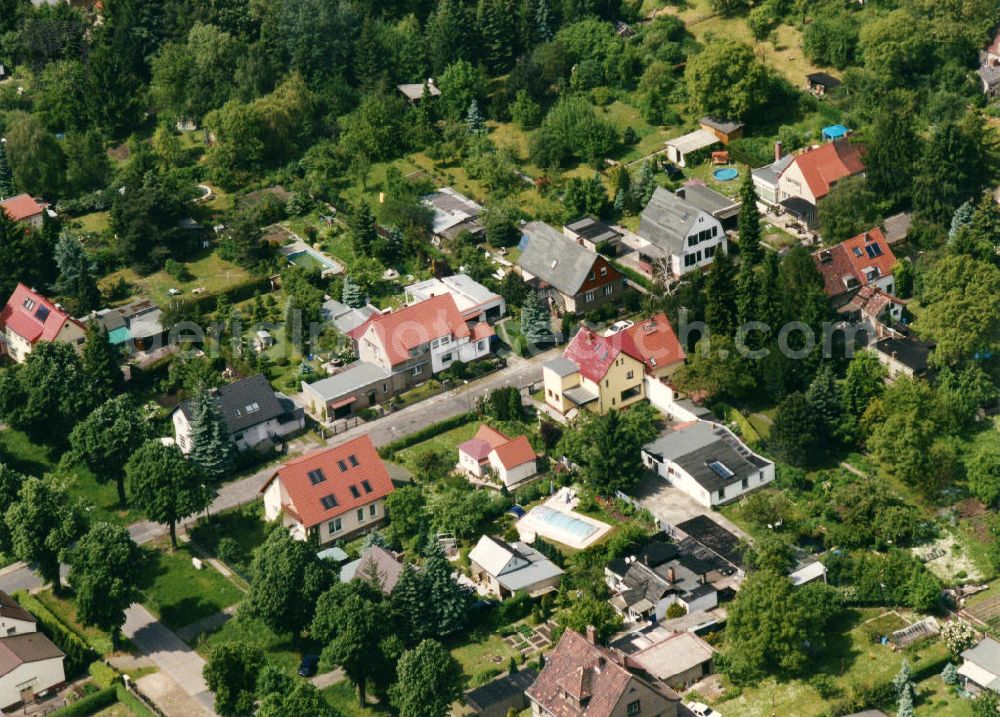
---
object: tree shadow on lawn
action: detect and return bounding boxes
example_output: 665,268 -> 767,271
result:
811,609 -> 865,682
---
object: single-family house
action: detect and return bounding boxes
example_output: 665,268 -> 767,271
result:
173,373 -> 304,453
812,228 -> 898,313
604,541 -> 718,623
468,535 -> 563,599
525,628 -> 681,717
0,284 -> 86,364
642,420 -> 776,507
775,139 -> 865,227
979,30 -> 1000,96
340,546 -> 405,594
806,72 -> 842,95
464,669 -> 539,717
960,636 -> 1000,695
321,299 -> 382,335
564,216 -> 624,255
353,293 -> 493,388
457,424 -> 538,489
301,362 -> 406,421
872,336 -> 934,380
618,630 -> 716,690
699,117 -> 744,144
0,592 -> 36,638
516,221 -> 629,315
397,78 -> 441,104
751,143 -> 795,206
638,187 -> 727,278
422,187 -> 484,244
542,326 -> 645,416
90,299 -> 166,354
262,434 -> 395,545
676,183 -> 741,230
0,194 -> 46,228
839,285 -> 906,342
664,129 -> 719,168
619,313 -> 686,381
0,593 -> 66,712
404,274 -> 505,324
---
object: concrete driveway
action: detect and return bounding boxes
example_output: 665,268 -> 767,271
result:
629,472 -> 749,541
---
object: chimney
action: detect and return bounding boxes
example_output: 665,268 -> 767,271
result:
667,566 -> 676,583
774,140 -> 783,162
864,231 -> 872,242
586,625 -> 598,644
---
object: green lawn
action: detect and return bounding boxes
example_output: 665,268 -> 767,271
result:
188,502 -> 271,574
394,421 -> 480,470
73,211 -> 111,234
321,681 -> 382,716
34,588 -> 116,655
396,379 -> 446,408
195,614 -> 320,677
447,629 -> 519,687
101,251 -> 252,307
0,428 -> 141,525
138,543 -> 244,633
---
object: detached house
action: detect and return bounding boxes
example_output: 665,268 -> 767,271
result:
525,628 -> 681,717
173,373 -> 304,454
960,636 -> 1000,695
0,592 -> 66,712
775,139 -> 865,227
404,273 -> 505,324
638,187 -> 727,278
543,326 -> 645,416
0,194 -> 46,229
458,424 -> 539,489
516,221 -> 629,315
642,421 -> 775,507
0,284 -> 86,364
262,434 -> 394,545
353,293 -> 493,389
468,535 -> 564,600
812,228 -> 898,315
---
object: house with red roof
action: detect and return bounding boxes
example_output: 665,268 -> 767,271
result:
353,293 -> 493,389
776,139 -> 865,227
619,313 -> 686,381
261,434 -> 395,545
0,284 -> 86,364
542,326 -> 646,416
457,424 -> 539,489
525,627 -> 681,717
812,228 -> 899,319
0,194 -> 46,229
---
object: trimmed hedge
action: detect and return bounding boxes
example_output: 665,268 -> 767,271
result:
47,687 -> 117,717
13,593 -> 97,678
378,411 -> 476,459
116,685 -> 158,717
610,259 -> 654,292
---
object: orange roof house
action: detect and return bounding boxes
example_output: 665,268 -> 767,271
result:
812,228 -> 897,300
458,424 -> 538,489
261,434 -> 394,545
620,313 -> 686,379
778,140 -> 865,206
0,284 -> 86,364
0,194 -> 46,227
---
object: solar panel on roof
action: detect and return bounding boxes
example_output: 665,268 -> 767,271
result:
865,243 -> 883,258
35,305 -> 50,322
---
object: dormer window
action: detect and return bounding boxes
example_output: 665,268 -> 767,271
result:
22,299 -> 35,311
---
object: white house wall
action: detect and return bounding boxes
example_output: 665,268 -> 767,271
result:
0,657 -> 66,710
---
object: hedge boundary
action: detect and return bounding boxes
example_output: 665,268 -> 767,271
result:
13,592 -> 97,678
46,687 -> 117,717
378,411 -> 476,459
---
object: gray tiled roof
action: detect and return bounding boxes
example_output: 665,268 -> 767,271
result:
751,154 -> 794,187
517,221 -> 600,296
679,184 -> 740,220
179,374 -> 291,434
304,362 -> 392,401
638,188 -> 702,256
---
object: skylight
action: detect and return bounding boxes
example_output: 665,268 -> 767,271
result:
337,460 -> 348,472
35,306 -> 50,322
349,455 -> 359,467
308,469 -> 326,485
865,243 -> 883,259
22,299 -> 35,311
708,461 -> 734,480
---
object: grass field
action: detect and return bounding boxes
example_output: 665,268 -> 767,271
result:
447,628 -> 519,686
138,543 -> 244,633
321,681 -> 382,716
196,614 -> 320,677
188,502 -> 271,573
101,251 -> 252,307
393,421 -> 480,471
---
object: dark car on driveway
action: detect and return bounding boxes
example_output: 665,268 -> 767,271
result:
298,654 -> 319,678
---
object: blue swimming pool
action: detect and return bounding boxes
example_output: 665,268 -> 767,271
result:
713,168 -> 739,181
529,506 -> 598,540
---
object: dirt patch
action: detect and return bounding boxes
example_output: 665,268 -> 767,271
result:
912,533 -> 984,583
262,224 -> 295,245
106,144 -> 130,162
956,498 -> 988,519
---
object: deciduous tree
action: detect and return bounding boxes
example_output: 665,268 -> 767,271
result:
70,395 -> 149,508
390,639 -> 463,717
203,641 -> 265,717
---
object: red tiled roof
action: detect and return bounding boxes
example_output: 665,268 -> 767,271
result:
843,284 -> 903,317
812,228 -> 895,298
563,327 -> 623,383
620,313 -> 685,373
782,140 -> 865,200
262,435 -> 394,529
0,194 -> 45,223
493,435 -> 536,470
473,424 -> 509,449
0,283 -> 81,345
525,629 -> 679,717
459,424 -> 512,462
472,321 -> 495,341
357,294 -> 470,367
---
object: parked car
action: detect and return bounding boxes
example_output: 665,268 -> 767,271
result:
298,654 -> 319,677
604,319 -> 634,336
684,702 -> 720,717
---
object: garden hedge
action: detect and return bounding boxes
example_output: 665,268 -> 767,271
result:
46,687 -> 117,717
13,593 -> 97,678
378,411 -> 476,459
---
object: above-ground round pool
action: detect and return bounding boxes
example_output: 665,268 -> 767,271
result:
713,167 -> 739,181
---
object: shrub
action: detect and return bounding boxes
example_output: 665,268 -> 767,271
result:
665,602 -> 687,619
13,593 -> 97,678
47,687 -> 117,717
88,661 -> 120,689
216,537 -> 241,566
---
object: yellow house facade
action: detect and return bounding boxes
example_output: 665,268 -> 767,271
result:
542,328 -> 646,416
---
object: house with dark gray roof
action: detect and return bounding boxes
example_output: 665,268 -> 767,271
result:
638,188 -> 726,278
872,336 -> 934,381
563,216 -> 624,254
464,669 -> 538,717
642,420 -> 775,506
172,373 -> 304,454
422,187 -> 484,243
516,221 -> 629,314
960,636 -> 1000,695
0,593 -> 65,711
676,183 -> 741,228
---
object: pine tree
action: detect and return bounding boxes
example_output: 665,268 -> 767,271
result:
0,139 -> 14,200
466,99 -> 486,135
756,251 -> 782,332
942,662 -> 958,686
54,234 -> 101,315
704,249 -> 737,337
188,386 -> 236,481
391,563 -> 433,644
633,161 -> 655,207
477,0 -> 516,73
738,171 -> 763,264
535,0 -> 553,42
82,323 -> 123,403
427,0 -> 472,75
892,660 -> 912,697
734,256 -> 758,328
948,200 -> 975,241
423,541 -> 469,636
805,363 -> 842,439
348,202 -> 377,255
896,688 -> 914,717
342,277 -> 365,309
520,292 -> 552,347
